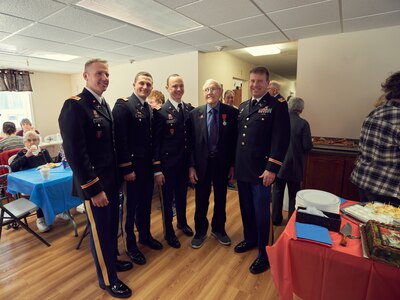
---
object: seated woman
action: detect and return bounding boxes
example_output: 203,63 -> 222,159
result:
10,130 -> 53,232
0,121 -> 24,152
16,118 -> 40,137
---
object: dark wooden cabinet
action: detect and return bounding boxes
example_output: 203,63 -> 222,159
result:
303,148 -> 359,201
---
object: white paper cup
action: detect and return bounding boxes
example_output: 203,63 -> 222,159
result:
40,168 -> 50,180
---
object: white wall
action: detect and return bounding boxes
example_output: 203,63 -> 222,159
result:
30,71 -> 72,138
297,25 -> 400,139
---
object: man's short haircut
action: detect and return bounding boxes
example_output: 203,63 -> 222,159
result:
84,58 -> 108,71
269,80 -> 281,90
134,71 -> 153,83
166,74 -> 181,86
202,79 -> 222,90
250,66 -> 270,80
2,121 -> 17,135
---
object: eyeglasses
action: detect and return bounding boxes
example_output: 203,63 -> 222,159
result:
26,139 -> 38,142
204,87 -> 220,93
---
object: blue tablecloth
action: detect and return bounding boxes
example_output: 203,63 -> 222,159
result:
7,166 -> 82,224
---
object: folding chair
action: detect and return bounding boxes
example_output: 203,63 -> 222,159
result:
0,165 -> 50,247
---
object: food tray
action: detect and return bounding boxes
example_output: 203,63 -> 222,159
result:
341,202 -> 400,225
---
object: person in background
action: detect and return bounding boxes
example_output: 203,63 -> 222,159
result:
189,79 -> 238,249
112,71 -> 163,267
147,90 -> 165,110
351,71 -> 400,206
223,90 -> 238,109
10,130 -> 52,232
59,58 -> 132,298
16,118 -> 40,136
153,74 -> 193,249
234,67 -> 290,274
267,81 -> 285,101
271,97 -> 313,225
0,122 -> 24,152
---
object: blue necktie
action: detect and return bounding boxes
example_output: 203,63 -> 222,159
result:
208,108 -> 218,153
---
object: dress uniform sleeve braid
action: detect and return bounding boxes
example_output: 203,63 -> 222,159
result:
112,101 -> 134,175
59,99 -> 103,198
266,100 -> 291,174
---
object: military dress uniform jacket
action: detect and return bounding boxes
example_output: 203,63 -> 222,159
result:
235,93 -> 290,183
189,103 -> 238,182
58,88 -> 119,199
112,93 -> 153,175
153,100 -> 191,172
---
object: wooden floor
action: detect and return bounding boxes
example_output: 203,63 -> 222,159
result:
0,188 -> 287,300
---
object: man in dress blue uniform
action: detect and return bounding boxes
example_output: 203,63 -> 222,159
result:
58,58 -> 132,298
234,67 -> 290,274
152,74 -> 193,248
112,72 -> 163,266
189,79 -> 238,249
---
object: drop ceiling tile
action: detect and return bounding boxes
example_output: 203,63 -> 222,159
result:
91,51 -> 132,62
343,11 -> 400,32
138,38 -> 190,52
236,32 -> 288,47
213,15 -> 279,39
154,0 -> 198,9
112,45 -> 157,57
254,0 -> 323,13
342,0 -> 400,19
0,31 -> 11,40
196,40 -> 244,52
71,36 -> 129,51
2,35 -> 64,51
0,0 -> 66,21
162,46 -> 198,55
170,28 -> 228,45
177,0 -> 261,27
133,52 -> 169,62
97,25 -> 162,45
268,1 -> 340,30
41,6 -> 125,35
18,23 -> 89,43
54,44 -> 99,56
0,13 -> 33,33
284,21 -> 341,40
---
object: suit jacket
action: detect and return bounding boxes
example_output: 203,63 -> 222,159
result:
189,103 -> 238,182
235,93 -> 290,183
58,88 -> 119,199
152,100 -> 191,172
278,112 -> 313,181
112,93 -> 153,175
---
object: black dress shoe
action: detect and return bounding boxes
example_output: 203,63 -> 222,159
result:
249,257 -> 270,274
100,279 -> 132,298
126,249 -> 146,265
177,223 -> 194,236
166,235 -> 181,248
139,236 -> 163,250
234,240 -> 257,253
116,260 -> 133,272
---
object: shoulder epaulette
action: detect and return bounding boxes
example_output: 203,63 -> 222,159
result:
278,97 -> 286,103
69,95 -> 81,101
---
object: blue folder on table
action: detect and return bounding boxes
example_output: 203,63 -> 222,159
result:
295,222 -> 332,247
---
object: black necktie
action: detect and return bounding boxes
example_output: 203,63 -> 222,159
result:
101,98 -> 109,117
178,103 -> 184,120
208,108 -> 218,153
251,99 -> 258,108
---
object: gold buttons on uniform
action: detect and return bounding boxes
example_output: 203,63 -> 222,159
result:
244,125 -> 247,129
243,133 -> 246,137
246,118 -> 249,121
241,142 -> 245,145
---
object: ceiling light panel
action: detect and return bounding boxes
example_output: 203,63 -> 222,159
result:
77,0 -> 202,35
245,45 -> 281,56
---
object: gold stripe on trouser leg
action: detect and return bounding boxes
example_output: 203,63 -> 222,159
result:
158,184 -> 166,238
121,182 -> 128,252
85,199 -> 110,286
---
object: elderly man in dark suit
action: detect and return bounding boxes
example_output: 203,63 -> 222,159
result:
189,79 -> 238,249
272,97 -> 313,225
235,67 -> 290,274
59,58 -> 132,298
152,74 -> 193,249
112,71 -> 163,267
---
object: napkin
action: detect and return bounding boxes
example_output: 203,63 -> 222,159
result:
295,222 -> 332,247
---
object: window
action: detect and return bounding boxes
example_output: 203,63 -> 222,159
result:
0,92 -> 34,131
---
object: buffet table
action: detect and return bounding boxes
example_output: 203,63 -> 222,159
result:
6,166 -> 81,235
267,201 -> 400,300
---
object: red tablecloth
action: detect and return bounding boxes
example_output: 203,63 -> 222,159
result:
267,201 -> 400,300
